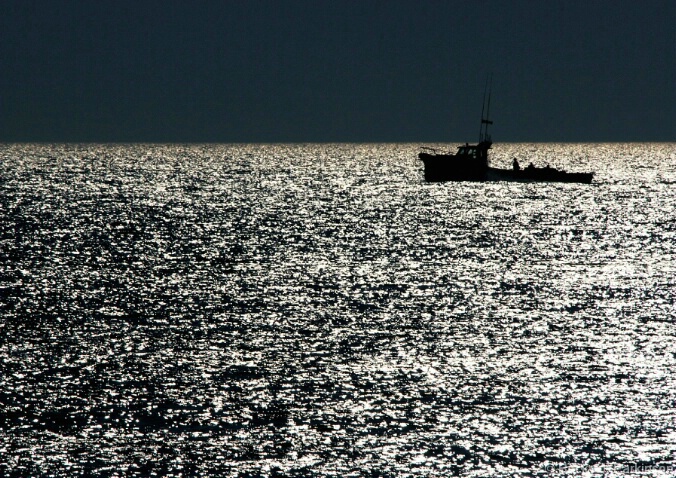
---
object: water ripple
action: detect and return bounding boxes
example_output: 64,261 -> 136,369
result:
1,143 -> 675,476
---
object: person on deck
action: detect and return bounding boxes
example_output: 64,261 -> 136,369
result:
512,158 -> 520,171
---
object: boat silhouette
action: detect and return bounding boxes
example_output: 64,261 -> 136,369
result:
418,82 -> 594,184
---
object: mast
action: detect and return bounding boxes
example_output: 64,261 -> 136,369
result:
479,78 -> 487,141
480,74 -> 493,142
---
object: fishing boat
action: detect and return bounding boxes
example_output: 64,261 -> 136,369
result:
418,84 -> 594,184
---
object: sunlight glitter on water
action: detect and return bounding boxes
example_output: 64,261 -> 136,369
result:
0,143 -> 675,476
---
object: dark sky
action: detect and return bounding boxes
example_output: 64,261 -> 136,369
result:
1,0 -> 674,142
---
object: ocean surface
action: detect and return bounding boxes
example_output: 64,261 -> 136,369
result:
1,143 -> 675,477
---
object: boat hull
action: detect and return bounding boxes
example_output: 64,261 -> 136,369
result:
485,167 -> 594,184
419,153 -> 593,184
419,152 -> 487,182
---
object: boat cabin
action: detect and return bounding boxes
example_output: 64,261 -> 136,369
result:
457,145 -> 480,159
455,141 -> 491,167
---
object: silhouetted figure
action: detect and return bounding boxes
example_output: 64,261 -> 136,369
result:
512,158 -> 520,171
527,162 -> 535,170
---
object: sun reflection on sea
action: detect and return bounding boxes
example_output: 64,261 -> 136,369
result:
0,142 -> 674,476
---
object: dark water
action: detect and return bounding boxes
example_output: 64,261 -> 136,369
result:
1,143 -> 675,477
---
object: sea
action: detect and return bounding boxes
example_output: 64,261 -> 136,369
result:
1,143 -> 675,477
